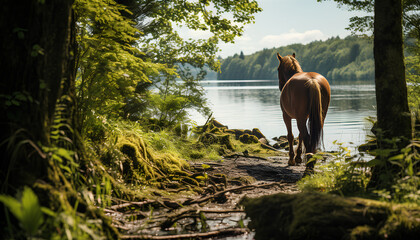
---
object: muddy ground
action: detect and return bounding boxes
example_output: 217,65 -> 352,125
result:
193,153 -> 306,195
112,151 -> 308,239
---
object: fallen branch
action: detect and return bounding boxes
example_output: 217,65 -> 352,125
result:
160,207 -> 245,229
120,227 -> 249,239
109,198 -> 184,211
108,200 -> 158,211
260,142 -> 279,151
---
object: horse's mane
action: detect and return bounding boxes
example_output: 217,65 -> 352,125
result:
283,55 -> 303,73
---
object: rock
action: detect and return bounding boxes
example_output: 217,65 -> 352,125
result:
258,138 -> 269,145
252,128 -> 266,139
278,140 -> 289,148
232,129 -> 246,140
273,135 -> 299,149
242,192 -> 420,240
199,132 -> 233,150
239,133 -> 259,144
212,119 -> 227,128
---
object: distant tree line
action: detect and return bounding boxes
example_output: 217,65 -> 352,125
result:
217,36 -> 375,83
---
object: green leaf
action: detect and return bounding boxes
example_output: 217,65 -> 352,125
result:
56,148 -> 75,162
41,207 -> 56,217
0,186 -> 44,236
11,100 -> 20,106
15,92 -> 27,101
366,158 -> 384,167
388,154 -> 404,161
20,186 -> 44,235
39,81 -> 47,90
0,195 -> 23,220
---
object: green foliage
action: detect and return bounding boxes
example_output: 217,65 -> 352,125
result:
369,141 -> 420,204
218,36 -> 375,82
74,0 -> 170,126
299,140 -> 420,205
0,186 -> 44,237
317,0 -> 419,39
406,42 -> 420,117
132,0 -> 261,129
298,142 -> 370,194
243,191 -> 420,240
1,1 -> 262,238
74,0 -> 262,132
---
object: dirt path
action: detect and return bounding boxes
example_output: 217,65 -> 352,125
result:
193,153 -> 306,195
112,152 -> 307,239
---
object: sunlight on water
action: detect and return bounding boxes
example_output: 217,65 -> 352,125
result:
190,80 -> 376,151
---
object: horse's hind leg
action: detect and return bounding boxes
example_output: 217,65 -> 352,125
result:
296,119 -> 309,164
283,113 -> 295,165
295,135 -> 303,164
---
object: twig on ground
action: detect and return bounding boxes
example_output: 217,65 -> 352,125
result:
120,227 -> 249,239
223,153 -> 268,161
109,200 -> 158,211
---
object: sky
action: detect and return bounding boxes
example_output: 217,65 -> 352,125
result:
179,0 -> 366,58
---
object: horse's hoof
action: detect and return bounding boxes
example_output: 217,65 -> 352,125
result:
295,158 -> 302,164
288,161 -> 296,166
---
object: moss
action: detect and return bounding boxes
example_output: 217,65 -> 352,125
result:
239,133 -> 259,144
219,134 -> 234,149
199,133 -> 234,150
116,132 -> 188,182
242,192 -> 420,240
189,150 -> 205,159
252,128 -> 266,139
350,225 -> 377,240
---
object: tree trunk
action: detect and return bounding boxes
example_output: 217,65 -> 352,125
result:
370,0 -> 412,188
374,0 -> 411,145
0,0 -> 74,192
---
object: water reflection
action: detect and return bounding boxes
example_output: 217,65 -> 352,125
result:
191,80 -> 376,151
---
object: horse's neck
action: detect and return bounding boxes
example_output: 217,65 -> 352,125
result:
284,69 -> 302,82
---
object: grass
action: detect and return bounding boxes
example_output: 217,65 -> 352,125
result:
298,140 -> 420,206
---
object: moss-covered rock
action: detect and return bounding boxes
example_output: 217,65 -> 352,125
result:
199,133 -> 234,152
242,192 -> 420,240
239,133 -> 259,144
252,128 -> 266,139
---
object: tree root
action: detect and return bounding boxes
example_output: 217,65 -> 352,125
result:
120,227 -> 249,239
223,153 -> 268,161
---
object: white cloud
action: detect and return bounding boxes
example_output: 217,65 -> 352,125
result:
217,29 -> 329,58
259,29 -> 327,48
217,34 -> 257,57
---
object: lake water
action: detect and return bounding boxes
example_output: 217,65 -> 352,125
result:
190,80 -> 377,151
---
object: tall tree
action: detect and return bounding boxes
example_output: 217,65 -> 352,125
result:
369,0 -> 412,188
374,0 -> 411,146
317,0 -> 414,188
0,0 -> 75,192
239,51 -> 245,60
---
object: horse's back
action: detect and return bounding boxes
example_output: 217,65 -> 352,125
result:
280,72 -> 330,119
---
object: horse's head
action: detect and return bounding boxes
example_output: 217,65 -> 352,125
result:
276,53 -> 301,91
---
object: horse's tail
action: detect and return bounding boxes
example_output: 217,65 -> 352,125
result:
307,80 -> 323,152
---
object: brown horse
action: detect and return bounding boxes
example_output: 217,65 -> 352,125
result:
277,53 -> 330,166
